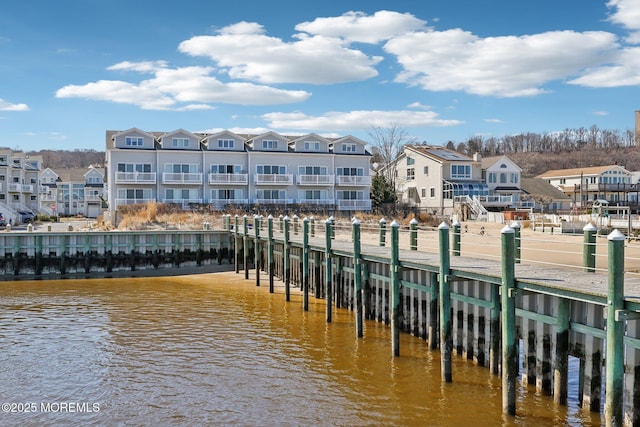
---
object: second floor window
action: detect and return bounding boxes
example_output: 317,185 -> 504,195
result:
257,165 -> 286,174
337,167 -> 363,176
342,143 -> 356,153
304,141 -> 320,151
298,166 -> 327,175
451,164 -> 471,179
165,164 -> 198,173
210,165 -> 242,174
118,163 -> 151,173
172,138 -> 189,148
262,140 -> 278,150
218,139 -> 235,148
407,168 -> 415,180
125,137 -> 143,146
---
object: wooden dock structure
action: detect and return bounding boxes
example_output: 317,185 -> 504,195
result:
228,214 -> 640,426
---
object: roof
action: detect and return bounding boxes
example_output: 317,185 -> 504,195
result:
50,167 -> 104,182
481,155 -> 521,171
405,144 -> 474,163
536,165 -> 627,179
521,178 -> 571,200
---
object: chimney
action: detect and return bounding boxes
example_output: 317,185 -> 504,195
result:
473,152 -> 481,162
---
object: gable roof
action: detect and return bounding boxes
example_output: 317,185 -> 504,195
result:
405,144 -> 474,163
536,165 -> 628,179
481,155 -> 522,171
521,178 -> 572,200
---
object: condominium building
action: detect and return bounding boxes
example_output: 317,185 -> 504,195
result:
105,128 -> 372,216
40,166 -> 106,217
0,148 -> 43,223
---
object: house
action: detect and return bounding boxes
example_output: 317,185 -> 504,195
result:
536,165 -> 636,208
40,166 -> 105,217
520,178 -> 572,213
105,128 -> 372,218
481,155 -> 523,203
0,149 -> 43,223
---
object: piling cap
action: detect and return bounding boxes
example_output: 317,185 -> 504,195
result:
583,223 -> 597,232
243,214 -> 248,218
390,220 -> 400,228
608,229 -> 626,241
329,215 -> 335,221
452,220 -> 461,227
325,218 -> 332,224
511,221 -> 521,229
303,216 -> 309,222
283,215 -> 290,221
293,214 -> 299,219
379,217 -> 387,224
438,221 -> 449,230
267,214 -> 273,220
501,225 -> 514,234
310,215 -> 315,220
352,218 -> 361,225
410,218 -> 419,225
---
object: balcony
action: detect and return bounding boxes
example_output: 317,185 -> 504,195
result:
297,199 -> 335,206
21,184 -> 34,193
8,183 -> 20,192
297,174 -> 335,186
116,198 -> 156,206
336,176 -> 371,186
162,198 -> 203,205
39,185 -> 48,194
253,198 -> 294,205
254,174 -> 293,185
208,173 -> 248,185
162,173 -> 203,185
85,194 -> 103,202
337,199 -> 372,211
115,172 -> 156,184
41,194 -> 56,202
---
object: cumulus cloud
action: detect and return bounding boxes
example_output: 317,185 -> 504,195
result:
295,10 -> 427,43
384,29 -> 618,97
0,98 -> 29,111
108,60 -> 169,73
568,46 -> 640,87
178,22 -> 382,84
56,64 -> 310,109
262,110 -> 462,130
607,0 -> 640,44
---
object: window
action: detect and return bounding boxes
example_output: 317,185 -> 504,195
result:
500,173 -> 507,184
337,190 -> 363,200
118,188 -> 152,200
407,168 -> 415,180
165,164 -> 198,173
257,165 -> 286,174
215,189 -> 239,200
87,176 -> 102,184
257,189 -> 285,199
165,188 -> 197,200
421,188 -> 426,197
560,178 -> 566,185
510,173 -> 518,184
430,187 -> 435,198
304,141 -> 320,151
125,136 -> 143,146
336,167 -> 363,176
451,164 -> 471,179
118,163 -> 152,173
500,163 -> 507,168
407,157 -> 415,165
172,138 -> 190,148
299,190 -> 328,200
262,140 -> 278,150
218,139 -> 235,149
298,166 -> 327,175
488,173 -> 496,183
342,143 -> 357,153
423,166 -> 429,175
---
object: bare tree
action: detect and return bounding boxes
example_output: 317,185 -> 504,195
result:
368,124 -> 415,190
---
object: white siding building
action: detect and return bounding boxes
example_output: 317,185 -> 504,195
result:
106,128 -> 372,216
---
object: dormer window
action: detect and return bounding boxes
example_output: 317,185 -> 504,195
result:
304,141 -> 319,151
172,138 -> 189,148
262,140 -> 278,150
342,143 -> 356,153
218,139 -> 235,149
125,137 -> 143,146
500,163 -> 507,168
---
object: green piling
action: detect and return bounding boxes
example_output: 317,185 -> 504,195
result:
243,215 -> 249,280
268,215 -> 274,293
390,220 -> 401,356
379,218 -> 387,247
303,217 -> 309,311
353,218 -> 363,338
452,221 -> 461,256
284,215 -> 291,302
410,218 -> 418,250
501,225 -> 517,416
583,223 -> 597,272
604,230 -> 625,427
254,215 -> 261,287
325,218 -> 333,323
439,221 -> 452,381
234,215 -> 239,274
554,298 -> 570,405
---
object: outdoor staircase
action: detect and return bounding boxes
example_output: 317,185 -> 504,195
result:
465,195 -> 488,221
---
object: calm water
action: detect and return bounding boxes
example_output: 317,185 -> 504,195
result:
0,273 -> 602,426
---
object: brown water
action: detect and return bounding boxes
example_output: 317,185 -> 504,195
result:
0,273 -> 602,426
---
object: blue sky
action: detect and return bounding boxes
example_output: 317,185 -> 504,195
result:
1,0 -> 639,151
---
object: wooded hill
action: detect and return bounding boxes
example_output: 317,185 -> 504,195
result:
27,149 -> 105,169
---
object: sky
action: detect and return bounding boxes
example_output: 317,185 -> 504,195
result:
1,0 -> 640,152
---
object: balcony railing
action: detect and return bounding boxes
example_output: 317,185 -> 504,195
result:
39,185 -> 48,194
116,198 -> 156,206
162,198 -> 203,205
253,198 -> 294,205
297,174 -> 335,186
254,174 -> 293,185
21,184 -> 34,193
337,199 -> 372,210
85,194 -> 103,202
209,199 -> 249,208
336,176 -> 371,186
297,199 -> 335,206
208,173 -> 248,185
115,172 -> 156,184
41,194 -> 56,202
162,173 -> 203,184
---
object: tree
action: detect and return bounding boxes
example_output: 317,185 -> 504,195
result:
370,173 -> 397,212
369,124 -> 415,191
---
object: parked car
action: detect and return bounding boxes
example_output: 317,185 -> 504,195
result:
17,210 -> 34,224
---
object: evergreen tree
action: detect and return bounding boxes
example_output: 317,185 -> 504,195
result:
371,173 -> 397,211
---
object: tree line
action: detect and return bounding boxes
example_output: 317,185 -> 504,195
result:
27,149 -> 105,169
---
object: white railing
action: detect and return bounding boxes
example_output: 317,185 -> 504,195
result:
162,173 -> 203,184
297,199 -> 335,206
38,185 -> 48,194
162,198 -> 203,205
209,199 -> 249,208
337,199 -> 372,210
85,194 -> 103,202
253,198 -> 294,205
8,183 -> 20,192
297,175 -> 335,185
254,174 -> 293,185
41,194 -> 56,202
115,172 -> 156,184
21,184 -> 34,193
115,198 -> 156,205
208,173 -> 248,185
336,176 -> 371,186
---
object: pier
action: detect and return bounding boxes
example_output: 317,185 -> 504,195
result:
228,213 -> 640,426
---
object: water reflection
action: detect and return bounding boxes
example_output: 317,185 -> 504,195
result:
0,274 -> 601,426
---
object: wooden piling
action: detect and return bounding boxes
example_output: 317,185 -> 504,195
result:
325,218 -> 333,323
284,216 -> 291,302
303,217 -> 309,311
554,298 -> 570,405
254,215 -> 261,287
353,219 -> 363,338
439,222 -> 452,381
390,220 -> 400,357
268,215 -> 274,293
501,225 -> 517,416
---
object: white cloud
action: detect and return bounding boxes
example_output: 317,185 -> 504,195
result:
568,46 -> 640,87
608,0 -> 640,44
407,102 -> 432,110
262,110 -> 462,131
592,111 -> 609,116
484,118 -> 503,123
0,98 -> 29,111
108,61 -> 169,73
200,126 -> 272,135
178,23 -> 382,84
384,29 -> 619,97
56,65 -> 311,109
295,10 -> 427,44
